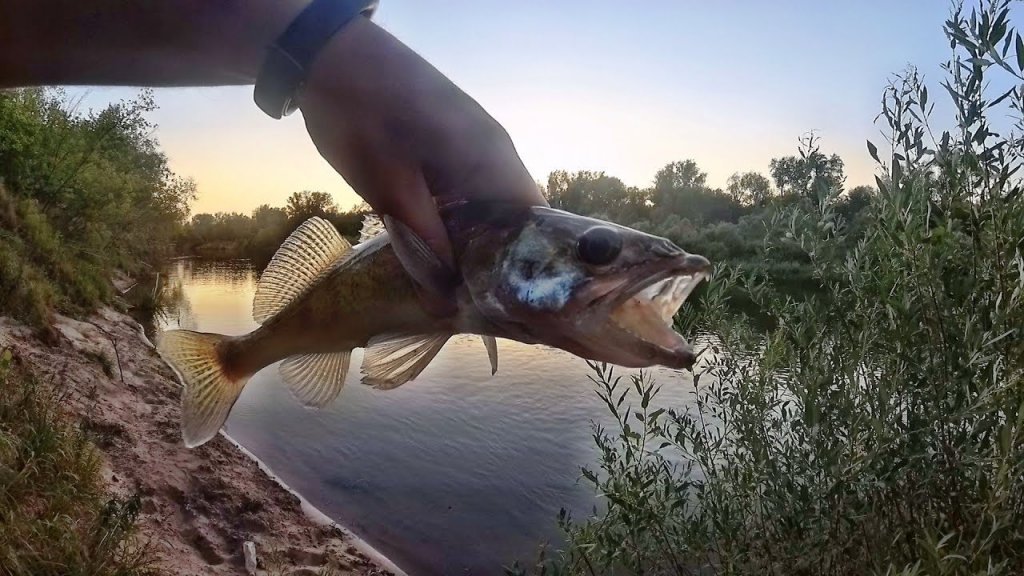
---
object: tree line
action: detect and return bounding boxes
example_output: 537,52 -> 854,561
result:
174,190 -> 368,268
180,133 -> 876,294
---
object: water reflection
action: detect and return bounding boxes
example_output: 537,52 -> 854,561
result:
153,258 -> 699,575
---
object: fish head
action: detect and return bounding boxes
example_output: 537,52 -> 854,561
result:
457,205 -> 711,370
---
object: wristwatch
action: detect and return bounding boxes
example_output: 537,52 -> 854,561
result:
254,0 -> 378,119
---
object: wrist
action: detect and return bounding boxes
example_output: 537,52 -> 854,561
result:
254,0 -> 377,117
208,0 -> 311,82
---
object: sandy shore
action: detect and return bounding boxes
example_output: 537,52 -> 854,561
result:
0,307 -> 406,576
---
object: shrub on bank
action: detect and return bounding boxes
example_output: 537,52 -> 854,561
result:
515,2 -> 1024,574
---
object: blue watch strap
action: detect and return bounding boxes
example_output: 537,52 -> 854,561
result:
254,0 -> 378,119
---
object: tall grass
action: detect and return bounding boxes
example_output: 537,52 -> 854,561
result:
513,1 -> 1024,574
0,350 -> 158,575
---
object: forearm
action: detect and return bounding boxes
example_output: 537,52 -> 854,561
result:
0,0 -> 307,88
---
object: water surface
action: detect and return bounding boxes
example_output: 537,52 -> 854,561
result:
157,259 -> 698,575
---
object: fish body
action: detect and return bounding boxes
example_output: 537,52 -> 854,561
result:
223,232 -> 440,378
158,203 -> 710,447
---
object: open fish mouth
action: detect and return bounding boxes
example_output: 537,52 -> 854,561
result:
606,270 -> 708,365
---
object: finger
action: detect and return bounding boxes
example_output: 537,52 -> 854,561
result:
373,170 -> 459,316
301,111 -> 455,268
370,165 -> 455,270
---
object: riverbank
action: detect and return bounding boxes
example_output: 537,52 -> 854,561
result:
0,306 -> 404,576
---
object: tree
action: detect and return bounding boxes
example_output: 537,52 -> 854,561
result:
616,186 -> 652,225
252,204 -> 288,230
546,170 -> 631,217
836,185 -> 876,233
652,160 -> 706,208
651,160 -> 706,216
651,160 -> 743,223
285,190 -> 337,222
726,172 -> 773,206
769,134 -> 846,200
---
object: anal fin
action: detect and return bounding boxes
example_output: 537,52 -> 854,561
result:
361,333 -> 450,390
279,351 -> 352,408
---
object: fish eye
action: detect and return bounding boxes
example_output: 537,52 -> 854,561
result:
576,226 -> 622,266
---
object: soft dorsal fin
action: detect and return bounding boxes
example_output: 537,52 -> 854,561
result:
279,351 -> 352,407
253,217 -> 350,324
359,212 -> 386,243
360,333 -> 451,390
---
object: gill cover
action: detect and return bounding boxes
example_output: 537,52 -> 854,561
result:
463,206 -> 660,319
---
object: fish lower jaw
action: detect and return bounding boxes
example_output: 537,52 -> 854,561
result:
607,301 -> 686,352
602,271 -> 705,364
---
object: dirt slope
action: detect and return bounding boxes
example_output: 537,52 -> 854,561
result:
0,307 -> 403,576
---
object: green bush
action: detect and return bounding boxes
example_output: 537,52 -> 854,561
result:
0,89 -> 192,328
514,1 -> 1024,574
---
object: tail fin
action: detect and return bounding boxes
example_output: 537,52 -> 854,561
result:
157,330 -> 249,448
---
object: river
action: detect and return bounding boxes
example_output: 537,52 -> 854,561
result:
155,258 -> 699,575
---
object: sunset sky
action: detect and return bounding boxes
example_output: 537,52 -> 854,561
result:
70,1 -> 955,215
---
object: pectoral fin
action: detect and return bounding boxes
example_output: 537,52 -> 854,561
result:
382,214 -> 457,301
481,336 -> 498,375
361,333 -> 450,390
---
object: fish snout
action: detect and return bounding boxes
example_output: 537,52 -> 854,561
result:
682,253 -> 711,273
668,343 -> 698,370
651,240 -> 711,272
651,238 -> 685,258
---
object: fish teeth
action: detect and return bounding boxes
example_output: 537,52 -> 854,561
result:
651,273 -> 702,325
627,272 -> 706,327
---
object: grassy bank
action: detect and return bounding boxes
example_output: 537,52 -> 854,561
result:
0,88 -> 186,574
0,350 -> 157,575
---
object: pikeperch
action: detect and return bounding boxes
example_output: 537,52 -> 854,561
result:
157,202 -> 711,447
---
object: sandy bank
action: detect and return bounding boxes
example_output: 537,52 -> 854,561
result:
0,306 -> 405,576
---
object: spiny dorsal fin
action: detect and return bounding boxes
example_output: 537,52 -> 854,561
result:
360,333 -> 450,390
279,351 -> 352,408
253,217 -> 350,324
481,336 -> 498,375
359,212 -> 386,243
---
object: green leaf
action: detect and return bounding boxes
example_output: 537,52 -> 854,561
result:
867,140 -> 880,163
1016,33 -> 1024,71
875,175 -> 889,195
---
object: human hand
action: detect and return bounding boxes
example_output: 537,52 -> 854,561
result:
299,18 -> 546,274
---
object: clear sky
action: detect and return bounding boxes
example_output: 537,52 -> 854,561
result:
71,1 -> 955,215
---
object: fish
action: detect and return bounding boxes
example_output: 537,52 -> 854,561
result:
156,202 -> 711,447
